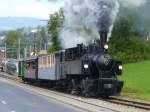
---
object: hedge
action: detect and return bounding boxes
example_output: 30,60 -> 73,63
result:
108,36 -> 150,63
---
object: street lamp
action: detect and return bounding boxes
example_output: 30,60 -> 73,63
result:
31,29 -> 38,56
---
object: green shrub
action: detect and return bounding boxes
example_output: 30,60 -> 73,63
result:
109,36 -> 150,63
48,45 -> 61,53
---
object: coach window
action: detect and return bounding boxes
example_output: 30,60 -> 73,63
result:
52,54 -> 55,67
40,57 -> 42,68
43,57 -> 45,68
51,54 -> 54,68
45,56 -> 47,68
41,57 -> 43,68
47,56 -> 48,68
48,56 -> 50,68
50,55 -> 52,68
38,58 -> 40,68
39,58 -> 41,68
51,55 -> 53,67
26,63 -> 30,69
51,55 -> 53,68
32,61 -> 36,69
42,57 -> 43,68
50,55 -> 51,68
49,55 -> 51,68
42,57 -> 44,68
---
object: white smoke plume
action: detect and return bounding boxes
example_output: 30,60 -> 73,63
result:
119,0 -> 148,35
59,0 -> 120,48
121,0 -> 146,7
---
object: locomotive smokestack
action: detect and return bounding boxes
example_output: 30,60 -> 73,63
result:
99,31 -> 108,50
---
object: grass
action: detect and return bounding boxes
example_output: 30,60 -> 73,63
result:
119,60 -> 150,101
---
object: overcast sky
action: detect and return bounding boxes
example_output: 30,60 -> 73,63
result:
0,0 -> 64,19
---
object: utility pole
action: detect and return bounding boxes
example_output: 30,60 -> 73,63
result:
5,43 -> 7,61
24,48 -> 27,58
31,29 -> 37,56
33,33 -> 36,56
18,39 -> 21,60
29,45 -> 32,56
45,43 -> 47,50
40,40 -> 41,51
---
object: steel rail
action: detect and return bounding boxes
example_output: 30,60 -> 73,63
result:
105,97 -> 150,110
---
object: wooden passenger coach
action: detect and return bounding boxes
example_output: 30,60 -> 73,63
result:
38,54 -> 57,80
20,52 -> 62,82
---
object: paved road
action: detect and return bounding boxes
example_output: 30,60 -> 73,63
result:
0,79 -> 84,112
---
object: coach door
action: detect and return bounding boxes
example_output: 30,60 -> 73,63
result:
55,53 -> 61,80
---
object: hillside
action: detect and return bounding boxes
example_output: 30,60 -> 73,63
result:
0,17 -> 47,31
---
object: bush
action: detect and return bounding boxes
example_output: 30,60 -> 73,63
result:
109,36 -> 150,63
48,45 -> 61,53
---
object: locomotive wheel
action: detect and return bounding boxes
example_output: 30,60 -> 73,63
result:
70,79 -> 81,95
81,79 -> 86,97
67,80 -> 73,93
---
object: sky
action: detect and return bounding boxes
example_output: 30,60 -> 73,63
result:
0,0 -> 64,19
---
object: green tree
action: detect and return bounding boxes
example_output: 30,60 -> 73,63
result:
47,8 -> 64,52
109,36 -> 150,63
4,31 -> 27,59
112,7 -> 139,38
40,27 -> 48,49
109,6 -> 150,63
36,26 -> 48,51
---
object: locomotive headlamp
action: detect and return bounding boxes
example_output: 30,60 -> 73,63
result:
118,65 -> 123,70
104,44 -> 109,50
84,64 -> 89,69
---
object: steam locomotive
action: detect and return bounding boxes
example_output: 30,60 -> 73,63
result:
18,31 -> 124,97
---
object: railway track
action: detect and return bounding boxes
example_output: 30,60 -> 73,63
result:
0,73 -> 149,111
106,97 -> 150,110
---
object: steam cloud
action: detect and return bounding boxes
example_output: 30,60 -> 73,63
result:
59,0 -> 120,48
121,0 -> 146,7
119,0 -> 149,35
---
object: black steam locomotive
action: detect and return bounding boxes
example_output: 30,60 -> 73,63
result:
20,31 -> 124,97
